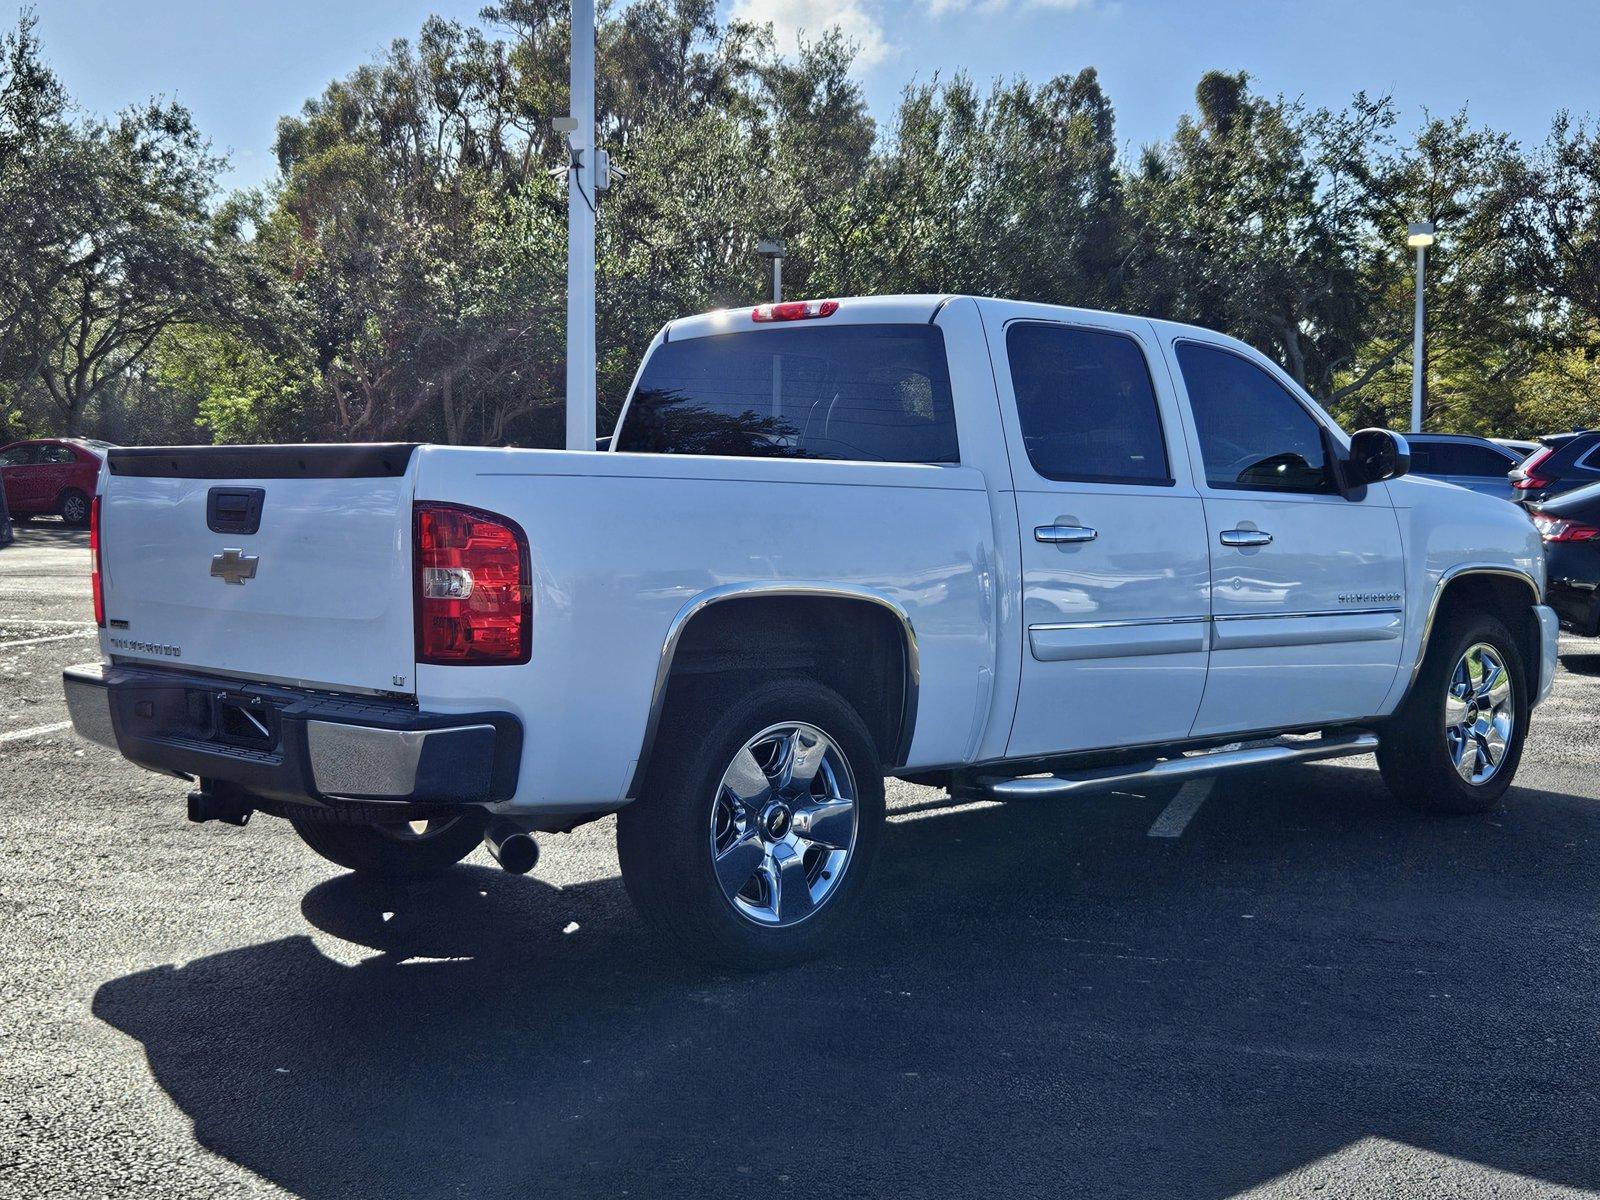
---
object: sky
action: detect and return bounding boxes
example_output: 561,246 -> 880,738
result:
28,0 -> 1600,192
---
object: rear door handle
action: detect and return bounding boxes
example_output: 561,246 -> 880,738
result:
1035,524 -> 1098,544
1219,529 -> 1273,547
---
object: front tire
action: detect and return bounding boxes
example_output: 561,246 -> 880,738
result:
290,813 -> 487,879
1378,610 -> 1528,814
617,677 -> 886,970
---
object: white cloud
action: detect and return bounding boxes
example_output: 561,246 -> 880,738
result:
730,0 -> 894,68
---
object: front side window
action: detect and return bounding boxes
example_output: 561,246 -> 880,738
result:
617,324 -> 958,464
1006,323 -> 1171,485
1176,341 -> 1335,494
0,446 -> 36,467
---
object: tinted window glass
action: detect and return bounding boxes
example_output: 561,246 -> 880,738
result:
617,325 -> 958,463
37,445 -> 76,464
1431,442 -> 1515,477
1572,439 -> 1600,474
1407,442 -> 1438,475
0,446 -> 36,467
1006,323 -> 1171,484
1176,342 -> 1335,493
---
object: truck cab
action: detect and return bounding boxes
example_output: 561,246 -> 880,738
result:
65,295 -> 1558,969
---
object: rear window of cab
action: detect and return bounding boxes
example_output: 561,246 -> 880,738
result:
616,324 -> 960,464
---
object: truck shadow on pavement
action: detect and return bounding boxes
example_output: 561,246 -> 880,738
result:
93,762 -> 1600,1199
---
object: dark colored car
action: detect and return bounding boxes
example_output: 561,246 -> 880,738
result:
0,438 -> 113,527
1509,430 -> 1600,506
1403,433 -> 1523,500
1529,479 -> 1600,635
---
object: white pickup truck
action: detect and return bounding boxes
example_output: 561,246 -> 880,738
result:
64,295 -> 1557,968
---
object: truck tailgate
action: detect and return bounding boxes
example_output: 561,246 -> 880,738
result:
99,445 -> 418,695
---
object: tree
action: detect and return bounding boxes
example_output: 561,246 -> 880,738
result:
1125,73 -> 1390,403
0,12 -> 237,437
1335,111 -> 1548,433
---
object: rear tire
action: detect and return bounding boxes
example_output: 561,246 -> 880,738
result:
1378,610 -> 1528,814
291,813 -> 487,879
617,677 -> 886,970
58,488 -> 90,527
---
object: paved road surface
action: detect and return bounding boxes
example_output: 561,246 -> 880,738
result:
3,522 -> 1599,1198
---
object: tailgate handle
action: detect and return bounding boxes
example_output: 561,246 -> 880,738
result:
207,487 -> 265,536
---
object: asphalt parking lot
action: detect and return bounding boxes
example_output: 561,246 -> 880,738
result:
3,522 -> 1600,1199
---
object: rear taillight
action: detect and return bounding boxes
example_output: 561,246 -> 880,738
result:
1513,446 -> 1554,490
1531,513 -> 1600,542
414,502 -> 531,665
89,495 -> 104,627
751,299 -> 838,323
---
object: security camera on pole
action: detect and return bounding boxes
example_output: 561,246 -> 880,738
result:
757,238 -> 786,303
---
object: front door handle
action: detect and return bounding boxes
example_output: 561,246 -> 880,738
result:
1219,529 -> 1273,547
1035,524 -> 1098,544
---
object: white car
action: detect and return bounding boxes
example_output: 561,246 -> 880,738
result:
64,295 -> 1557,968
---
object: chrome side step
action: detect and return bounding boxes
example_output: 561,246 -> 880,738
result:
975,730 -> 1379,800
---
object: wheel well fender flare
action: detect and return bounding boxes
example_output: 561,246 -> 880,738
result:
1399,564 -> 1542,703
626,582 -> 921,799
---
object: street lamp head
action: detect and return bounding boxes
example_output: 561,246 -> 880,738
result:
1407,221 -> 1436,249
756,237 -> 786,259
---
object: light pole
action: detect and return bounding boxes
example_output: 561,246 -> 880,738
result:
1407,221 -> 1435,434
561,0 -> 598,451
757,238 -> 786,303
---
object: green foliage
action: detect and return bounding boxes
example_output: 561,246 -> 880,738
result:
4,7 -> 1600,446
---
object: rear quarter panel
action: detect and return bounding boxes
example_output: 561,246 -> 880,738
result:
413,448 -> 998,813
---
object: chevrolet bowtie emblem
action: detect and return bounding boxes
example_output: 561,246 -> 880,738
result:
210,548 -> 259,585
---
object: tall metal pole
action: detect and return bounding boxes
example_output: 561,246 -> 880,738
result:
564,0 -> 597,451
772,256 -> 783,303
1406,221 -> 1434,436
1410,242 -> 1426,434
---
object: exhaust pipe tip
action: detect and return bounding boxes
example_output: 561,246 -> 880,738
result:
483,818 -> 539,875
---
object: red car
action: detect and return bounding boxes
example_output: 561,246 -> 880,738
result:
0,438 -> 114,527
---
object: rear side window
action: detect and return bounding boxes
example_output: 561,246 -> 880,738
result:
1430,442 -> 1516,477
37,445 -> 76,465
1176,341 -> 1336,494
1571,439 -> 1600,474
617,324 -> 958,463
1005,323 -> 1171,484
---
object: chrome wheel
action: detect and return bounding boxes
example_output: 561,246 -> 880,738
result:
709,721 -> 858,928
1445,642 -> 1514,786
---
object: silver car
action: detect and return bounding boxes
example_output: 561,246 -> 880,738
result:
1405,434 -> 1523,500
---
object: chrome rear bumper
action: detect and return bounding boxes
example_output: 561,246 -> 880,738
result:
63,662 -> 520,806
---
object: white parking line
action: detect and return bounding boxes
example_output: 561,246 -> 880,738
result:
1147,779 -> 1213,839
0,721 -> 72,745
0,630 -> 96,650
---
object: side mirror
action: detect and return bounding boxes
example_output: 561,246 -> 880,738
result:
1347,428 -> 1410,486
